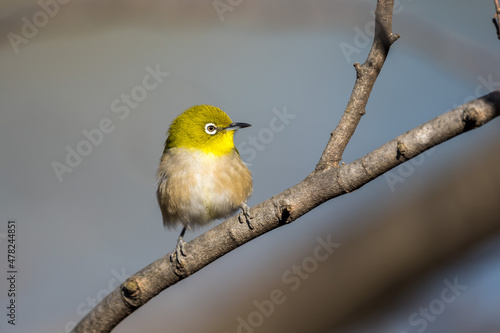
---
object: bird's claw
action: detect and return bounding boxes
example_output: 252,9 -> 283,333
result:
238,202 -> 253,230
170,236 -> 187,267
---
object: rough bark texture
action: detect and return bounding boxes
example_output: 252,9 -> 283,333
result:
71,0 -> 500,331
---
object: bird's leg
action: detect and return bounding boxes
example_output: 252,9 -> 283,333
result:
170,227 -> 187,265
238,202 -> 253,230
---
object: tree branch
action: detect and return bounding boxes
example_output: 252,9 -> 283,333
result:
259,137 -> 500,333
71,1 -> 500,331
494,0 -> 500,40
315,0 -> 399,171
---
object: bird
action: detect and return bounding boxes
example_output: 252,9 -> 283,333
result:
156,105 -> 253,265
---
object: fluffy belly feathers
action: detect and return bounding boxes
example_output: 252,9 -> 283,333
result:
156,147 -> 252,229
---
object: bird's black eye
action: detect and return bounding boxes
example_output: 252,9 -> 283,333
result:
205,123 -> 217,135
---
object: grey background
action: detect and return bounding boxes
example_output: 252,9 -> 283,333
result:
0,1 -> 499,332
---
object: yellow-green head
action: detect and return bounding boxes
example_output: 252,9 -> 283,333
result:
165,105 -> 250,156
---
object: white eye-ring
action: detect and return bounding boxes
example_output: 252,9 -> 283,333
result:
204,123 -> 217,135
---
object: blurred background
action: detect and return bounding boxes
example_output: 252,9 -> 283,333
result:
1,1 -> 500,332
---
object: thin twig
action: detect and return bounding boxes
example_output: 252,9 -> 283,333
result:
315,0 -> 399,171
494,0 -> 500,39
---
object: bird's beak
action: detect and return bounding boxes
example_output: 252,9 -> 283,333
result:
225,122 -> 251,131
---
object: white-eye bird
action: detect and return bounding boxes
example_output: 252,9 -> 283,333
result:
156,105 -> 253,264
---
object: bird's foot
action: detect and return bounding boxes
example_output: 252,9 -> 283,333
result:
170,228 -> 187,267
238,202 -> 253,230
